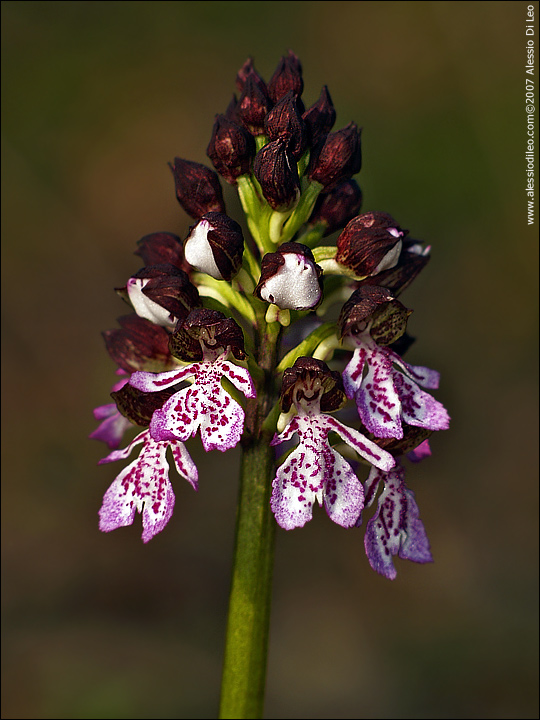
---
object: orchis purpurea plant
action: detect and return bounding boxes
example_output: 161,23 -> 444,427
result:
91,51 -> 450,719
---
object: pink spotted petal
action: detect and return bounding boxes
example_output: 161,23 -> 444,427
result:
150,387 -> 198,443
170,440 -> 199,490
199,387 -> 246,451
130,365 -> 197,392
98,429 -> 147,464
356,348 -> 403,439
271,417 -> 300,446
392,372 -> 450,432
322,446 -> 364,527
271,443 -> 323,530
342,347 -> 368,399
388,349 -> 440,389
324,416 -> 396,472
220,360 -> 257,399
98,433 -> 175,543
364,466 -> 432,580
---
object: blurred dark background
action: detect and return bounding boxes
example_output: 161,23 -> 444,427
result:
2,1 -> 538,718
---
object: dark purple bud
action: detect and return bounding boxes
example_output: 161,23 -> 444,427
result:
264,90 -> 307,160
336,211 -> 406,277
268,50 -> 304,105
236,74 -> 273,136
111,383 -> 178,427
307,122 -> 362,191
184,212 -> 244,281
119,263 -> 201,328
103,314 -> 176,373
302,86 -> 336,147
236,57 -> 267,95
169,157 -> 226,219
338,285 -> 411,346
169,308 -> 247,362
253,138 -> 300,211
308,179 -> 363,236
279,357 -> 346,414
207,114 -> 256,184
134,232 -> 185,270
254,242 -> 322,310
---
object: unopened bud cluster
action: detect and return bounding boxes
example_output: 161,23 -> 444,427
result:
91,51 -> 448,580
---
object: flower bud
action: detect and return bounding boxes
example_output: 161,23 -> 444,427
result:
307,122 -> 362,191
111,383 -> 177,427
335,212 -> 406,277
279,357 -> 346,413
134,232 -> 185,270
120,263 -> 201,328
253,138 -> 300,211
308,179 -> 363,236
184,212 -> 244,281
338,285 -> 411,346
302,86 -> 336,147
254,242 -> 322,311
169,308 -> 247,362
264,90 -> 307,160
268,50 -> 304,105
169,157 -> 226,219
235,74 -> 273,136
207,114 -> 256,184
103,314 -> 176,373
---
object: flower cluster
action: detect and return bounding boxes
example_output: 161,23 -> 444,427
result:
91,51 -> 449,578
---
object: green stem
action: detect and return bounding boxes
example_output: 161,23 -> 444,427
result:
219,321 -> 281,719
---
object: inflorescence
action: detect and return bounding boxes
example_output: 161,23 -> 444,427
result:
91,51 -> 450,579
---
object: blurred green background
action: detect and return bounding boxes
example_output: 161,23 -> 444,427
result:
1,1 -> 538,718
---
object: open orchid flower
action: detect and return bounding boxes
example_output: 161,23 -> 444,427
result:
342,330 -> 449,439
270,358 -> 395,530
129,309 -> 256,452
359,464 -> 432,580
98,428 -> 198,543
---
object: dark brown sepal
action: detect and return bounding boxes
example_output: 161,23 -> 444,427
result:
254,242 -> 322,310
131,264 -> 201,323
302,86 -> 336,147
339,285 -> 411,346
235,74 -> 273,136
366,427 -> 433,459
111,383 -> 178,427
185,212 -> 244,281
102,314 -> 175,373
134,232 -> 185,270
279,356 -> 346,413
236,57 -> 267,95
169,158 -> 226,219
264,90 -> 307,160
169,308 -> 247,362
253,138 -> 300,211
307,122 -> 362,191
361,240 -> 430,296
206,115 -> 256,184
308,179 -> 363,236
335,211 -> 405,277
268,50 -> 304,105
